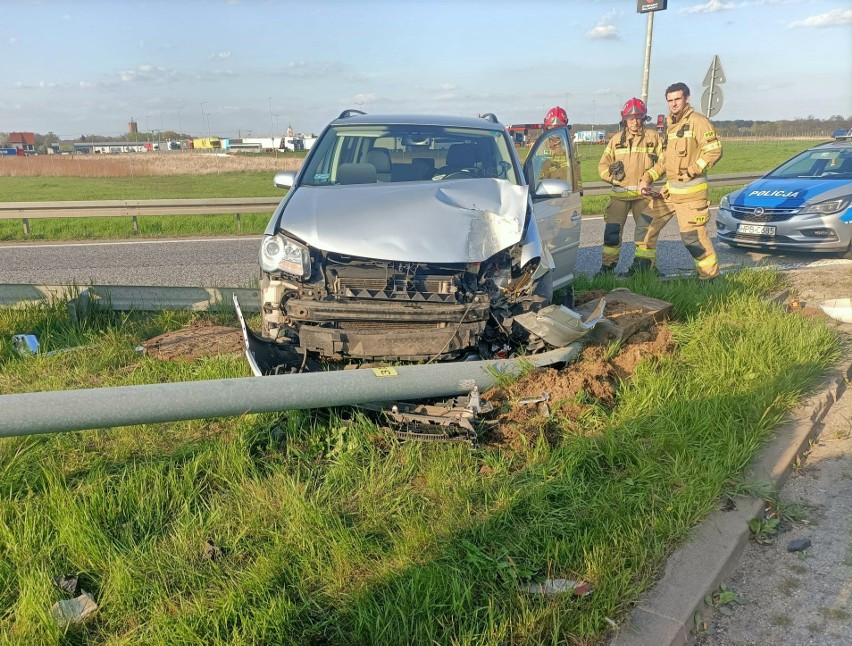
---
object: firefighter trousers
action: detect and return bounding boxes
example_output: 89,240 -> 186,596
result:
671,197 -> 719,280
601,198 -> 674,269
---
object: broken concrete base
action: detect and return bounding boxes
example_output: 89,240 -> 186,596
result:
575,288 -> 673,343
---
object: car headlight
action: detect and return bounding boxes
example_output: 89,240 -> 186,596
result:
719,194 -> 730,210
260,234 -> 311,278
799,198 -> 849,216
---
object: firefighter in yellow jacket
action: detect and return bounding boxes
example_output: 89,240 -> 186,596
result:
597,97 -> 675,275
639,82 -> 723,280
540,106 -> 583,194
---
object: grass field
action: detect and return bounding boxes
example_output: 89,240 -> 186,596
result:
0,269 -> 840,643
0,140 -> 820,242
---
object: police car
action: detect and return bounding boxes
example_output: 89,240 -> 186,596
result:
716,138 -> 852,259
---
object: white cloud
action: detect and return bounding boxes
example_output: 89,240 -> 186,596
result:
13,79 -> 55,89
210,50 -> 231,60
681,0 -> 737,13
75,64 -> 181,89
587,25 -> 618,40
7,37 -> 17,45
787,8 -> 852,28
275,60 -> 365,82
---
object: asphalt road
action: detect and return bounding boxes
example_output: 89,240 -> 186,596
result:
1,211 -> 850,287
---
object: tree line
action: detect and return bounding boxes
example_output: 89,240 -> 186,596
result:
2,115 -> 851,154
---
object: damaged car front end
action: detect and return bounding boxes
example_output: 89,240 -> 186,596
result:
238,112 -> 589,375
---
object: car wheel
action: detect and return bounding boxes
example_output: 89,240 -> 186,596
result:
842,242 -> 852,260
555,284 -> 575,309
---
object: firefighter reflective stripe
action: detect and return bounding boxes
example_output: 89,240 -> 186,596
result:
702,141 -> 722,153
694,253 -> 718,268
611,186 -> 642,199
603,245 -> 621,254
667,179 -> 708,195
696,158 -> 708,170
635,246 -> 656,259
647,168 -> 661,181
613,146 -> 656,156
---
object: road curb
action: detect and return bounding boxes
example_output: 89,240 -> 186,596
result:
611,360 -> 851,646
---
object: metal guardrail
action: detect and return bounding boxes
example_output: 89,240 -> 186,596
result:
0,173 -> 761,235
0,197 -> 280,235
0,284 -> 259,312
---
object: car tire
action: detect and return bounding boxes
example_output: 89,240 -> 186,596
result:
556,284 -> 575,309
842,242 -> 852,260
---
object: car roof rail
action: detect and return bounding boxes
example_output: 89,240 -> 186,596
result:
338,109 -> 367,119
479,113 -> 499,124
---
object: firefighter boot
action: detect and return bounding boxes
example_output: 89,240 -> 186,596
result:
619,257 -> 662,278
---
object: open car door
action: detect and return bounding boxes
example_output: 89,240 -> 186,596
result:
523,127 -> 582,290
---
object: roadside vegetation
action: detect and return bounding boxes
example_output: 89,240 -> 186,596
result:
0,140 -> 820,242
0,269 -> 840,644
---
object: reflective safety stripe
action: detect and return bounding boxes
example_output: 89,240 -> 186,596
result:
667,176 -> 708,195
613,146 -> 656,156
701,141 -> 722,152
647,168 -> 661,181
611,190 -> 642,199
696,158 -> 708,170
635,247 -> 656,259
667,181 -> 708,195
679,131 -> 696,138
694,254 -> 718,268
602,245 -> 621,253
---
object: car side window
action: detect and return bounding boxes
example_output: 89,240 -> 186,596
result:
527,129 -> 572,193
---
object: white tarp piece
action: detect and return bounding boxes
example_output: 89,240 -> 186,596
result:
51,592 -> 98,627
820,298 -> 852,323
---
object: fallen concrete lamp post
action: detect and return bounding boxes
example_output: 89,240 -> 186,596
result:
0,344 -> 583,439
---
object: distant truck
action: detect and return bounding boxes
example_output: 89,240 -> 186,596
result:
0,148 -> 25,156
572,130 -> 606,144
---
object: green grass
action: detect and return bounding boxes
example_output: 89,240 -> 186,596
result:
0,270 -> 840,644
1,172 -> 281,202
571,139 -> 818,184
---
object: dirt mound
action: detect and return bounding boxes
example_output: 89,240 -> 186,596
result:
482,324 -> 673,452
142,322 -> 244,361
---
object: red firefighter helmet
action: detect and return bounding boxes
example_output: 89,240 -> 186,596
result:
544,106 -> 568,129
621,97 -> 649,120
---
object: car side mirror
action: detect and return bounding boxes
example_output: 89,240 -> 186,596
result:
535,178 -> 572,198
273,171 -> 296,189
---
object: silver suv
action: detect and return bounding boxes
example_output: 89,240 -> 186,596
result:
237,110 -> 583,375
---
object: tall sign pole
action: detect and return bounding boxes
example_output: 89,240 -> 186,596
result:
637,1 -> 667,107
701,55 -> 726,118
640,12 -> 654,106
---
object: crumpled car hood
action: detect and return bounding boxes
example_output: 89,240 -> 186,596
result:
278,178 -> 529,263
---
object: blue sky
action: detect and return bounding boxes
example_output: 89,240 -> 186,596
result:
1,0 -> 850,139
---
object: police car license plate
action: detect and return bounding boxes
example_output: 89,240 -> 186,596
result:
738,224 -> 776,236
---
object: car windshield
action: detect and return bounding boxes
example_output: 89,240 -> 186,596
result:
300,124 -> 519,186
767,147 -> 852,180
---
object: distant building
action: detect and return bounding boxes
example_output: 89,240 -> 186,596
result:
9,132 -> 36,154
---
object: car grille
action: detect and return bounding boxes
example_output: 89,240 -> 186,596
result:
730,205 -> 799,222
337,276 -> 457,302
